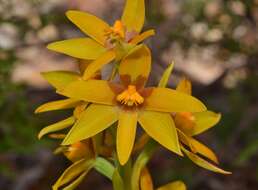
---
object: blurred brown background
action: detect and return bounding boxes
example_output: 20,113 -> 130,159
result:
0,0 -> 258,189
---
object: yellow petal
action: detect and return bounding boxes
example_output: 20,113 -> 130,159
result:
140,168 -> 154,190
38,116 -> 75,139
181,146 -> 231,174
62,104 -> 118,145
157,181 -> 186,190
176,129 -> 196,153
52,159 -> 94,190
121,0 -> 145,32
59,80 -> 116,105
49,133 -> 66,139
138,111 -> 182,156
47,38 -> 106,60
35,99 -> 80,113
158,62 -> 174,88
82,50 -> 116,80
130,29 -> 155,45
176,78 -> 192,95
177,129 -> 218,164
41,71 -> 80,90
119,45 -> 151,84
62,171 -> 88,190
190,138 -> 219,164
66,10 -> 110,45
192,111 -> 221,135
117,110 -> 138,165
145,88 -> 207,113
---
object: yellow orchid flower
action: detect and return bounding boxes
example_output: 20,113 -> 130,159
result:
47,0 -> 155,81
174,79 -> 231,174
159,64 -> 231,174
58,45 -> 207,165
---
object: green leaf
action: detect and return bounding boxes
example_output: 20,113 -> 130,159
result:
94,157 -> 115,180
235,139 -> 258,166
131,140 -> 158,190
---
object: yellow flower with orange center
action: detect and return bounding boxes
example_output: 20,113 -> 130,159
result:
116,85 -> 144,106
58,45 -> 207,165
47,0 -> 155,81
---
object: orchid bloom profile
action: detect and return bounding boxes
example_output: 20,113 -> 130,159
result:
158,64 -> 231,174
47,0 -> 154,81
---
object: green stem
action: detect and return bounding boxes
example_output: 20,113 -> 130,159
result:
131,140 -> 158,190
120,159 -> 132,190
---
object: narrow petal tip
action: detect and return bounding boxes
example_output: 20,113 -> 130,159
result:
38,131 -> 44,140
65,10 -> 78,18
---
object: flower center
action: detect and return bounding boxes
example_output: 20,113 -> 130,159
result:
116,85 -> 144,106
105,20 -> 125,40
112,20 -> 125,38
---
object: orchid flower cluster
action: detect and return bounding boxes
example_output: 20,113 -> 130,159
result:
35,0 -> 231,189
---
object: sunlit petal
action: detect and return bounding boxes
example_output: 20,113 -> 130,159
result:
130,29 -> 155,45
190,138 -> 219,164
83,50 -> 116,80
176,78 -> 192,95
117,110 -> 138,165
181,146 -> 231,174
139,111 -> 182,156
41,71 -> 80,90
38,116 -> 75,140
62,104 -> 118,145
47,38 -> 106,60
35,99 -> 80,113
122,0 -> 145,32
145,88 -> 207,113
66,10 -> 110,45
59,80 -> 116,105
192,111 -> 221,135
119,45 -> 151,85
